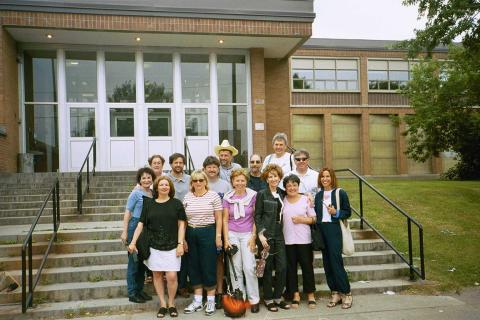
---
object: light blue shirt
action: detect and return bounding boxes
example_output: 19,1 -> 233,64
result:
126,189 -> 150,218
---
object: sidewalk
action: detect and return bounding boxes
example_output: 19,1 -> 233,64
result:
59,288 -> 480,320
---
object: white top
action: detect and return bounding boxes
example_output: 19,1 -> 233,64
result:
281,168 -> 319,194
262,152 -> 296,175
321,190 -> 333,223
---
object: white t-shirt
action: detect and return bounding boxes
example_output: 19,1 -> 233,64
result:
262,152 -> 296,176
281,168 -> 319,194
321,190 -> 333,223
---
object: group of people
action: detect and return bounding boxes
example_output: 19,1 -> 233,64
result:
121,132 -> 353,318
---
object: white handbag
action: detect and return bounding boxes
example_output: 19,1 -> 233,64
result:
336,188 -> 355,256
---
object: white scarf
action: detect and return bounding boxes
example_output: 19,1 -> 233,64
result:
223,188 -> 257,220
271,190 -> 284,222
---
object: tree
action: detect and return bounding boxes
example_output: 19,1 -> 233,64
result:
399,0 -> 480,179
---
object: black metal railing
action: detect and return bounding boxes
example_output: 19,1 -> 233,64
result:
21,178 -> 60,313
77,138 -> 96,214
183,137 -> 195,174
335,168 -> 425,280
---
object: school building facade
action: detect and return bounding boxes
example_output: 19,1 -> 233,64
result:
0,0 -> 451,175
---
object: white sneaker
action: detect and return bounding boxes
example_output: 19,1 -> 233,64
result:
184,301 -> 203,314
205,300 -> 216,316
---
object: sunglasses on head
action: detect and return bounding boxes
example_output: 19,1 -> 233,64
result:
294,157 -> 308,162
192,179 -> 205,183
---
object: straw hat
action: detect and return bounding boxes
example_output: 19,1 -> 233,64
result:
214,140 -> 238,156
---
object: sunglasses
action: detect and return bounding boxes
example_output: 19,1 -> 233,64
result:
294,157 -> 308,162
250,160 -> 261,164
192,179 -> 205,183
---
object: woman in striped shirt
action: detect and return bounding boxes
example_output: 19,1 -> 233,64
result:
182,170 -> 223,316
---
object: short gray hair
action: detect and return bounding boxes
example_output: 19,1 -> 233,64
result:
294,149 -> 309,159
272,132 -> 288,145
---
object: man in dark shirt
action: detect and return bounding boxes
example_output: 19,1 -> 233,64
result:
247,154 -> 267,192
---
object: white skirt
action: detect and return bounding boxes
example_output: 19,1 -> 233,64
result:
144,248 -> 181,272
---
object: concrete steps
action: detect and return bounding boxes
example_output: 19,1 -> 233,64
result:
0,172 -> 420,319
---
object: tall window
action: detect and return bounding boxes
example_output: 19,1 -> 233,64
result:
23,50 -> 59,172
144,53 -> 173,103
181,54 -> 210,103
217,55 -> 248,166
105,52 -> 136,102
368,60 -> 413,91
292,58 -> 358,91
65,51 -> 97,102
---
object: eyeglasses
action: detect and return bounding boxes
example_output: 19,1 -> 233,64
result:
192,179 -> 205,183
294,157 -> 308,162
250,160 -> 261,164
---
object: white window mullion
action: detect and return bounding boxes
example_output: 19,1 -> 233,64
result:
245,52 -> 253,160
135,51 -> 146,167
209,52 -> 219,149
96,51 -> 107,171
57,49 -> 68,172
173,52 -> 184,152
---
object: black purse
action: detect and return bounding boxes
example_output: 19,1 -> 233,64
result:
311,223 -> 325,251
136,198 -> 152,261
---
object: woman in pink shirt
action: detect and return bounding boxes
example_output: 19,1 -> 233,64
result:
282,174 -> 317,308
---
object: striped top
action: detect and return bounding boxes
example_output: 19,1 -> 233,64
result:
183,190 -> 223,226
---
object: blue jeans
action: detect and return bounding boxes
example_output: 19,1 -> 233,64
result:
127,217 -> 146,297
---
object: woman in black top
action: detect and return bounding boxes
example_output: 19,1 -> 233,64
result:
254,164 -> 290,312
129,176 -> 186,318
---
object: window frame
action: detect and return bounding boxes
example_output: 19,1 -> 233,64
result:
367,58 -> 416,92
290,56 -> 360,93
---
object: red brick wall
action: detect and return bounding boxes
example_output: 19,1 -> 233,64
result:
0,28 -> 19,172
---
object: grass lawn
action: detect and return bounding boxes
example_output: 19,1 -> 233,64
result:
337,176 -> 480,294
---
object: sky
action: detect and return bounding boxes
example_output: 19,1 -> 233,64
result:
312,0 -> 427,40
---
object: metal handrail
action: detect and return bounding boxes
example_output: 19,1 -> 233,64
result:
21,178 -> 60,313
77,138 -> 96,214
183,137 -> 195,174
335,168 -> 425,280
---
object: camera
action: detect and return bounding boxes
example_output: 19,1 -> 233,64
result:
225,244 -> 239,257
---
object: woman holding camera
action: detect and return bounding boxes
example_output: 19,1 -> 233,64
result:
254,164 -> 290,312
223,169 -> 260,313
314,168 -> 353,309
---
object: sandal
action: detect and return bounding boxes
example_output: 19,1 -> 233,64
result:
265,302 -> 278,312
341,293 -> 353,309
327,291 -> 342,308
157,307 -> 167,318
168,306 -> 178,317
275,300 -> 291,310
308,300 -> 317,309
291,300 -> 300,309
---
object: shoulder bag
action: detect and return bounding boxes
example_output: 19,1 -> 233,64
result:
136,198 -> 152,261
311,223 -> 325,251
336,188 -> 355,256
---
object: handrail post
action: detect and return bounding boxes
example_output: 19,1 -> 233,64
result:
358,179 -> 364,230
77,177 -> 82,214
407,219 -> 414,280
53,183 -> 57,239
21,247 -> 26,313
86,158 -> 90,193
28,237 -> 32,307
93,139 -> 96,176
419,228 -> 425,279
56,179 -> 60,229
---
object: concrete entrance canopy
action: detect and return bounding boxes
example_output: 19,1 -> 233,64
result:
0,0 -> 315,59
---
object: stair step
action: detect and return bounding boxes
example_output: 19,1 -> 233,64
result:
0,212 -> 124,225
0,205 -> 125,217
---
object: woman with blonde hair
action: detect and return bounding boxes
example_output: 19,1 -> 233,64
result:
182,170 -> 223,316
223,169 -> 260,313
314,168 -> 353,309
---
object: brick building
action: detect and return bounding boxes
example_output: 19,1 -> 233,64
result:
0,1 -> 450,174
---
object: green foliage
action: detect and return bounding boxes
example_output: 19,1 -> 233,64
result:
400,0 -> 480,56
401,46 -> 480,179
398,1 -> 480,179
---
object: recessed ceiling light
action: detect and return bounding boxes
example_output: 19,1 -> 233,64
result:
135,37 -> 141,42
46,34 -> 53,39
218,39 -> 224,44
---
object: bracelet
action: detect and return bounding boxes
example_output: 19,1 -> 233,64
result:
216,234 -> 222,238
178,242 -> 183,245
